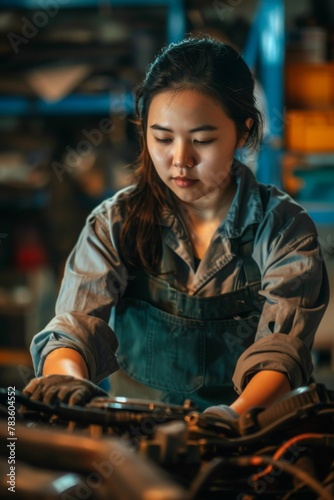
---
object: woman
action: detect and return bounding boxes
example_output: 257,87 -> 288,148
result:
26,37 -> 329,418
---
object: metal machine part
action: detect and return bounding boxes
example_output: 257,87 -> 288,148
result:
1,383 -> 334,499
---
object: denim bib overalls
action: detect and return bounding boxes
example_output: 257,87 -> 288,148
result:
114,227 -> 265,411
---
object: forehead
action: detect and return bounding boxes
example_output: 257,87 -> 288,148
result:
147,89 -> 230,124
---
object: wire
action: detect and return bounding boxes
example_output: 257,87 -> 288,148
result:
252,433 -> 334,481
186,457 -> 226,499
248,455 -> 333,500
187,451 -> 333,500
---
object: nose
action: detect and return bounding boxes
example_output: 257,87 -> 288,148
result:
172,141 -> 195,168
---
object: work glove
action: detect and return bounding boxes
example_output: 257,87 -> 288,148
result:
203,404 -> 239,420
23,374 -> 109,406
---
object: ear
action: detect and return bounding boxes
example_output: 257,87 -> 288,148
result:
237,117 -> 254,148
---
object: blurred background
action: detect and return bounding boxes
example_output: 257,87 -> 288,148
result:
0,0 -> 333,390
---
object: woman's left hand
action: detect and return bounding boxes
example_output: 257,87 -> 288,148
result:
203,404 -> 239,420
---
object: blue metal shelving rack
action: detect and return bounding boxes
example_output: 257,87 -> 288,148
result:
243,0 -> 285,189
0,0 -> 185,42
0,0 -> 185,46
243,0 -> 334,225
0,0 -> 185,115
1,0 -> 334,224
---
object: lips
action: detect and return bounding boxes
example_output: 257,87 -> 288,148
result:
173,177 -> 198,188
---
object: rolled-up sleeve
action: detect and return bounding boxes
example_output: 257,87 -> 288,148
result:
233,211 -> 330,394
30,200 -> 130,383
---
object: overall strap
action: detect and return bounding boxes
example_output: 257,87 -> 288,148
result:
232,224 -> 262,290
231,225 -> 264,310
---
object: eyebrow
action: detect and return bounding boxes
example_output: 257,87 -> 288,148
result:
150,124 -> 218,133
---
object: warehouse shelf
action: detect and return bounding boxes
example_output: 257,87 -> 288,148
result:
0,0 -> 181,7
0,92 -> 135,115
0,0 -> 185,44
0,0 -> 185,116
243,0 -> 285,189
1,0 -> 333,226
245,0 -> 334,226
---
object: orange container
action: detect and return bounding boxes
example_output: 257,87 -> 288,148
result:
285,63 -> 334,108
285,110 -> 334,152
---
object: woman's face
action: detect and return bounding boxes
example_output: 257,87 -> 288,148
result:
146,89 -> 244,209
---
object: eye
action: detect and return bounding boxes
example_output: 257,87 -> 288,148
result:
155,137 -> 172,144
194,139 -> 216,145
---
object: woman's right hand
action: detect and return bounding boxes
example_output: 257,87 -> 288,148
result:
23,374 -> 109,406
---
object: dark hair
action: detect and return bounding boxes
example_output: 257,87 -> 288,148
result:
120,36 -> 263,274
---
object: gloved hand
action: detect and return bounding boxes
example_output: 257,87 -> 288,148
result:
23,374 -> 109,406
203,404 -> 239,420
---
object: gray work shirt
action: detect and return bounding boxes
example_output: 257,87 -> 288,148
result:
30,163 -> 329,394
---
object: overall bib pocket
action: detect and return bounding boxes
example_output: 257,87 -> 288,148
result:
203,313 -> 260,389
115,298 -> 261,399
115,298 -> 205,393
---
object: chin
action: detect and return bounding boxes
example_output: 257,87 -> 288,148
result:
173,192 -> 203,205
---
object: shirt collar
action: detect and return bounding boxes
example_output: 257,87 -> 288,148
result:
223,160 -> 264,239
159,160 -> 264,237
